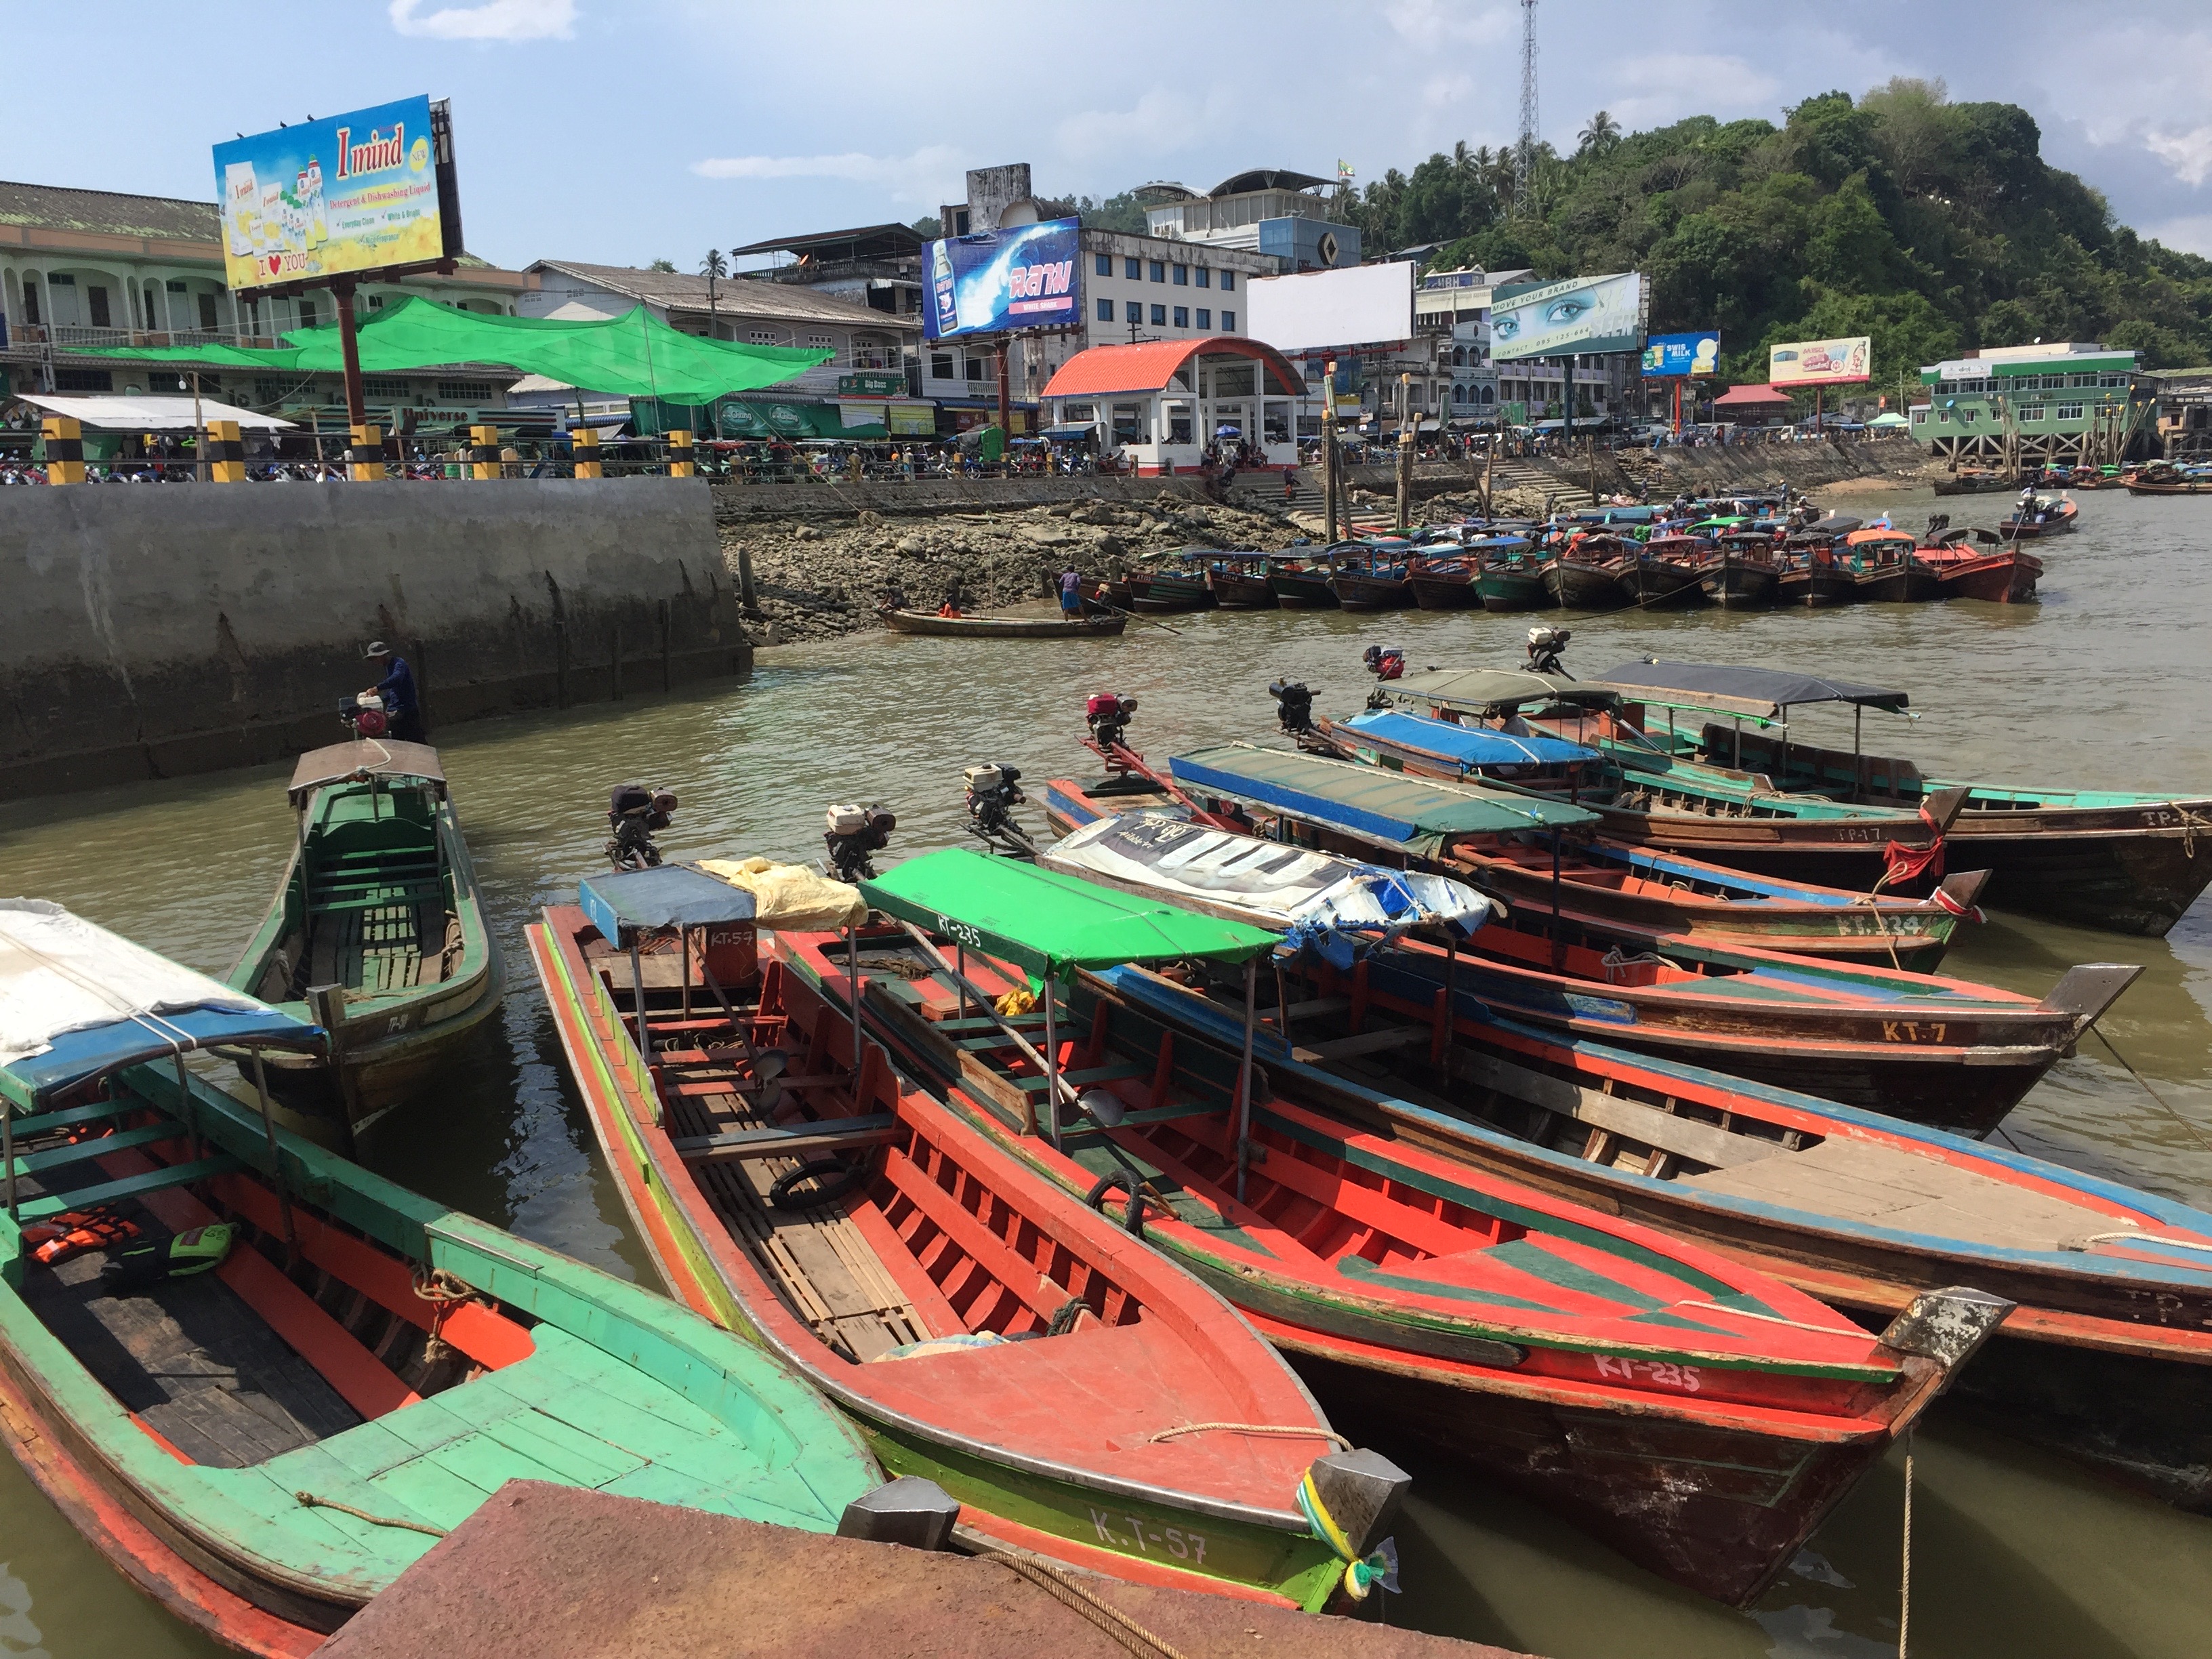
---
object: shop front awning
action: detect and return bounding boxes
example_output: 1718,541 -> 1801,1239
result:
18,393 -> 292,432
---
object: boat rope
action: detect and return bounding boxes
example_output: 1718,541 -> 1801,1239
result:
411,1267 -> 480,1364
2176,805 -> 2208,859
1296,1467 -> 1399,1601
1147,1421 -> 1352,1452
1898,1429 -> 1915,1659
294,1491 -> 448,1538
1674,1299 -> 1866,1338
2076,1229 -> 2212,1256
2089,1027 -> 2212,1155
979,1548 -> 1193,1659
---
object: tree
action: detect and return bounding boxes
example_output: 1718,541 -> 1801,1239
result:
1578,111 -> 1622,155
647,258 -> 676,272
909,214 -> 942,239
700,249 -> 726,331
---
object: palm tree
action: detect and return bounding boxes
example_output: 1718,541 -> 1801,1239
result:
700,249 -> 727,335
1578,110 -> 1622,155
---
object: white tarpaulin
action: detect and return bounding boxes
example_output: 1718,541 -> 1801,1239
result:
1042,813 -> 1492,967
16,394 -> 294,432
0,899 -> 264,1068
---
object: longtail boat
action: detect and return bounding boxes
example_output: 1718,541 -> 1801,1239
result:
0,901 -> 880,1656
1406,556 -> 1482,609
1330,561 -> 1416,612
2123,464 -> 2212,495
1999,495 -> 2078,537
1918,530 -> 2042,602
1129,556 -> 1216,613
1567,659 -> 2212,937
1700,533 -> 1780,609
1080,962 -> 2212,1516
1841,528 -> 1942,602
1158,744 -> 2133,1133
1616,536 -> 1708,609
527,864 -> 1394,1612
882,608 -> 1127,639
1544,536 -> 1633,611
806,853 -> 2008,1607
1472,544 -> 1549,612
225,741 -> 502,1138
1206,552 -> 1280,611
1267,566 -> 1340,609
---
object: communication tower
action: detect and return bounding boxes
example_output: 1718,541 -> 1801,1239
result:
1516,0 -> 1539,211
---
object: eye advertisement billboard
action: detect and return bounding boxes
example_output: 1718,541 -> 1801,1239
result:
1642,331 -> 1720,377
1769,336 -> 1870,386
924,217 -> 1080,340
1490,272 -> 1646,362
212,96 -> 462,291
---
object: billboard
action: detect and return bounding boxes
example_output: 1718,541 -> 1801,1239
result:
924,217 -> 1080,340
1490,272 -> 1647,362
1246,262 -> 1413,354
1642,331 -> 1720,377
1769,336 -> 1870,386
213,96 -> 459,291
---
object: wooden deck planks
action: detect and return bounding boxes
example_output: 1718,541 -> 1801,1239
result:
1681,1134 -> 2114,1248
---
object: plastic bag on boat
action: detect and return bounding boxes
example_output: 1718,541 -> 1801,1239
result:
697,857 -> 868,932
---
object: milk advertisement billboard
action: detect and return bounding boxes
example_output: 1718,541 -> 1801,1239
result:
1641,331 -> 1720,377
212,96 -> 459,291
1490,272 -> 1647,362
923,217 -> 1080,340
1769,336 -> 1871,386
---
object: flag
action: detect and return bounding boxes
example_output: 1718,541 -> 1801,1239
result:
1336,160 -> 1355,182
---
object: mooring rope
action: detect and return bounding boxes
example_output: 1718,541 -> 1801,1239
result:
981,1549 -> 1191,1659
2089,1027 -> 2212,1155
1898,1429 -> 1915,1659
1147,1421 -> 1351,1452
295,1491 -> 448,1538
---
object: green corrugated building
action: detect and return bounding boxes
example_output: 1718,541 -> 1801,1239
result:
1910,343 -> 2158,468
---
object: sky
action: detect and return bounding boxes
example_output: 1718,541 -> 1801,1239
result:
5,0 -> 2211,266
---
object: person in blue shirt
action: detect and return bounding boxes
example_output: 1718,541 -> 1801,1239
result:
361,641 -> 425,743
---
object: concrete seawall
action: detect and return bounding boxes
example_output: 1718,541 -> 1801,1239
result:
0,478 -> 747,800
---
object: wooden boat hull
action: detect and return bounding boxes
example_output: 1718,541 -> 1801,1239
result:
1544,560 -> 1631,611
1100,966 -> 2212,1517
1853,563 -> 1940,602
1929,552 -> 2041,603
821,941 -> 1961,1610
882,609 -> 1128,638
1700,557 -> 1778,609
526,915 -> 1349,1610
1776,566 -> 1858,607
2125,478 -> 2212,495
1080,577 -> 1136,609
1267,571 -> 1340,609
1475,567 -> 1549,612
1407,573 -> 1482,609
1617,560 -> 1707,609
2001,504 -> 2078,537
1330,574 -> 1415,612
1130,575 -> 1214,614
1931,474 -> 2015,496
1208,571 -> 1278,610
227,753 -> 504,1138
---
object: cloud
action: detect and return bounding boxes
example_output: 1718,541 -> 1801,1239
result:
388,0 -> 576,41
2145,125 -> 2212,187
2143,213 -> 2212,256
1052,89 -> 1212,171
691,146 -> 967,204
1381,0 -> 1515,49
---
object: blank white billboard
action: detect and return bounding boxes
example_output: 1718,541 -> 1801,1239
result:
1246,262 -> 1413,354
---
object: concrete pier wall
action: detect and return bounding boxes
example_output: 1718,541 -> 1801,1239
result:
0,478 -> 747,800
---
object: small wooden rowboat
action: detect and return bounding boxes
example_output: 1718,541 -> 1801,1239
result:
226,741 -> 503,1138
527,868 -> 1392,1612
0,902 -> 880,1656
881,608 -> 1127,639
797,859 -> 2007,1608
1090,962 -> 2212,1515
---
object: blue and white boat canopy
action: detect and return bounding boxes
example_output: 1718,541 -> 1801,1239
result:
0,899 -> 322,1105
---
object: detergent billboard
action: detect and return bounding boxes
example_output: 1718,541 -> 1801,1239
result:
923,217 -> 1080,340
211,96 -> 462,291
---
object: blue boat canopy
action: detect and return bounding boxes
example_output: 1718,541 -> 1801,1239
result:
1341,709 -> 1599,770
0,900 -> 322,1105
579,863 -> 757,947
1169,743 -> 1595,855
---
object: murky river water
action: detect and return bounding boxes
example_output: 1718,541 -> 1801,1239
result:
3,485 -> 2209,1658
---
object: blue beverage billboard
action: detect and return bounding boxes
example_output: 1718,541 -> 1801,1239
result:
924,217 -> 1080,340
1642,331 -> 1720,377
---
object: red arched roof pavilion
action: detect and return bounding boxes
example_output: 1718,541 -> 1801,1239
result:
1040,336 -> 1307,401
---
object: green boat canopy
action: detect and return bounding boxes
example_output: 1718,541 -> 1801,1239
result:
859,848 -> 1278,986
1170,743 -> 1595,856
1385,668 -> 1621,716
68,295 -> 829,405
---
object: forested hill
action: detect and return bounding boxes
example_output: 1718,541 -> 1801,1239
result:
1333,81 -> 2212,385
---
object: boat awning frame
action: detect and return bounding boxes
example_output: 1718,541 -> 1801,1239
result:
1584,659 -> 1912,720
287,740 -> 447,806
1168,743 -> 1596,857
1384,668 -> 1622,716
1340,709 -> 1601,769
579,864 -> 757,948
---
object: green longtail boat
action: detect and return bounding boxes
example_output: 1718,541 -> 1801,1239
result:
0,900 -> 881,1656
227,741 -> 504,1137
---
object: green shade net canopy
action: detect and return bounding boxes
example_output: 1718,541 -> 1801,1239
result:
859,848 -> 1278,987
68,295 -> 829,405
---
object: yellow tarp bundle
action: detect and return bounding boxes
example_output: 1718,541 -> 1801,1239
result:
697,857 -> 867,932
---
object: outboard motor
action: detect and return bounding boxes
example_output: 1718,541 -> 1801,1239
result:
963,763 -> 1034,857
825,802 -> 897,884
1360,645 -> 1406,710
607,783 -> 679,869
1085,691 -> 1137,752
1268,679 -> 1315,735
1525,626 -> 1572,678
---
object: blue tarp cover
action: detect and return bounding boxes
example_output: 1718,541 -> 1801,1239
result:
579,863 -> 756,947
7,1006 -> 321,1102
1343,709 -> 1599,769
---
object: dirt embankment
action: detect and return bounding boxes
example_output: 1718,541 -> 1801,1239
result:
719,495 -> 1304,644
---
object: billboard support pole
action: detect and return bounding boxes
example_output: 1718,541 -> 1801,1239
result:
1321,361 -> 1340,543
995,340 -> 1012,450
334,277 -> 366,428
1560,353 -> 1573,452
1395,373 -> 1413,532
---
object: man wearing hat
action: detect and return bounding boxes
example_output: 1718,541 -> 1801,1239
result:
361,641 -> 425,743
